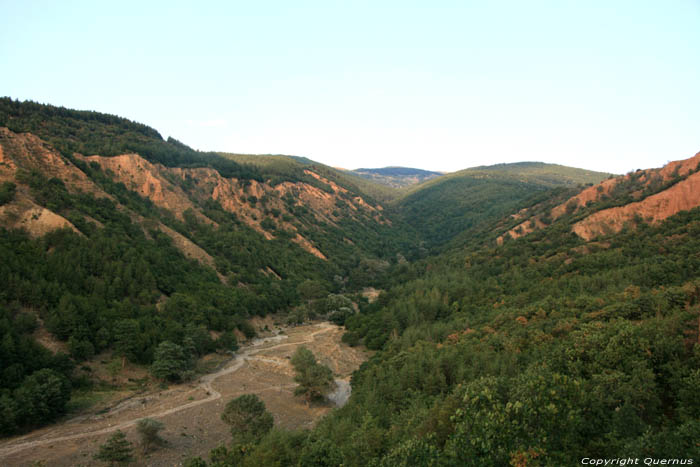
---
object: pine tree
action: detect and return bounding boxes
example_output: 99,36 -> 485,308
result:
221,394 -> 273,444
290,346 -> 335,404
94,430 -> 134,465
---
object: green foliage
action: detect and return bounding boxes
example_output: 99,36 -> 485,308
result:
136,417 -> 165,453
183,457 -> 208,467
14,368 -> 71,427
297,279 -> 328,302
221,394 -> 274,444
395,162 -> 609,250
291,346 -> 335,403
254,206 -> 700,464
94,430 -> 134,465
150,341 -> 192,382
0,181 -> 16,205
241,429 -> 307,467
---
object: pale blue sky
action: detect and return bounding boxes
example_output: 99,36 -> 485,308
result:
1,0 -> 699,173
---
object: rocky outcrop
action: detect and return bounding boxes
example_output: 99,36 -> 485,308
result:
0,128 -> 96,237
81,153 -> 386,260
0,127 -> 104,196
0,127 -> 387,263
498,151 -> 700,244
573,170 -> 700,240
76,154 -> 212,224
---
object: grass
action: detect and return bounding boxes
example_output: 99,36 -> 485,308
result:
65,387 -> 118,415
195,353 -> 231,374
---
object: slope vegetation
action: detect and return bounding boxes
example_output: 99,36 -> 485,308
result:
351,166 -> 443,189
395,161 -> 610,250
0,100 -> 406,437
227,154 -> 700,466
499,152 -> 700,243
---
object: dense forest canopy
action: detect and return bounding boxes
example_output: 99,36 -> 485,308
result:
225,201 -> 700,465
393,162 -> 610,251
1,99 -> 698,464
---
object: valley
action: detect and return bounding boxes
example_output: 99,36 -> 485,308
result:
0,321 -> 366,466
0,98 -> 699,464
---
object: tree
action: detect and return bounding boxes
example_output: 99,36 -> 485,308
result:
0,392 -> 18,436
114,319 -> 140,368
297,280 -> 328,302
221,394 -> 274,444
14,368 -> 71,426
0,181 -> 16,205
291,346 -> 335,404
136,417 -> 165,453
150,341 -> 189,382
94,430 -> 134,465
183,457 -> 208,467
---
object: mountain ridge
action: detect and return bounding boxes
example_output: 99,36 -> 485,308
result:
350,166 -> 443,189
498,151 -> 700,244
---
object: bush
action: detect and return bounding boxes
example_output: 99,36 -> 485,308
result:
0,181 -> 16,205
150,341 -> 189,382
221,394 -> 274,444
136,417 -> 165,453
94,430 -> 134,465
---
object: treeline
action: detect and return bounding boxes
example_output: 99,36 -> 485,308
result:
213,207 -> 700,465
0,98 -> 392,198
0,97 -> 260,180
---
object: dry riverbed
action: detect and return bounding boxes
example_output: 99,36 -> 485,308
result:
0,322 -> 367,466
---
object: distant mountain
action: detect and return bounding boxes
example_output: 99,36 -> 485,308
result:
350,166 -> 443,189
395,161 -> 611,250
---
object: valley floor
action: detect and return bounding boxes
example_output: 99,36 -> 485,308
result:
0,322 -> 367,466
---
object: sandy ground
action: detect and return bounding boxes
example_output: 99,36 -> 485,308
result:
0,322 -> 367,466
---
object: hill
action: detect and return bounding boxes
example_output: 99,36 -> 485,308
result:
394,161 -> 611,250
220,152 -> 402,204
351,166 -> 443,189
229,152 -> 700,465
3,97 -> 699,465
497,152 -> 700,244
0,99 -> 410,436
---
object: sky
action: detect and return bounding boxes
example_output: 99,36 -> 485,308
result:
1,0 -> 699,174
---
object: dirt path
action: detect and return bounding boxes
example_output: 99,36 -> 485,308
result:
0,322 -> 362,466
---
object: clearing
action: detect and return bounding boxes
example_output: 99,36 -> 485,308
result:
0,321 -> 367,466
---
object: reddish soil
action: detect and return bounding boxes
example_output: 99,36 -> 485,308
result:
573,170 -> 700,240
497,151 -> 700,244
81,152 -> 387,260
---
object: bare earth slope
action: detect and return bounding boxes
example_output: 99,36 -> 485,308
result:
79,153 -> 387,260
573,169 -> 700,240
498,151 -> 700,243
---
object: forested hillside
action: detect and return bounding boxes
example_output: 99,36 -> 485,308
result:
2,98 -> 698,465
220,162 -> 700,466
0,99 -> 411,436
351,167 -> 443,189
395,162 -> 610,251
